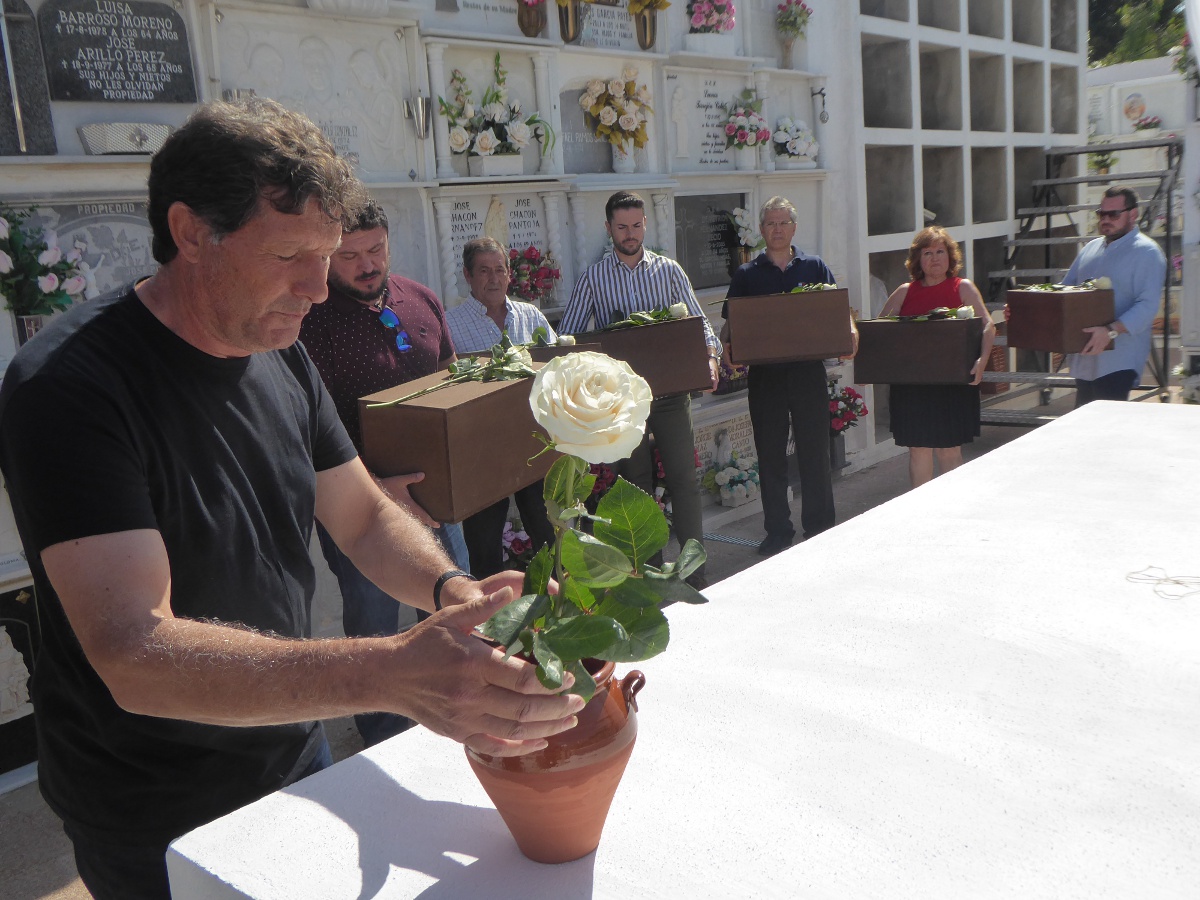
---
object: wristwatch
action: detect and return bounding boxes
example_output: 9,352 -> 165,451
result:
1106,325 -> 1120,341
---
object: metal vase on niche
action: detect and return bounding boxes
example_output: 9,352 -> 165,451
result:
517,0 -> 547,37
779,36 -> 795,69
634,10 -> 657,51
557,0 -> 581,43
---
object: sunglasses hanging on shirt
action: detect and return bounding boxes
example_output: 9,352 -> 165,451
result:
377,305 -> 413,352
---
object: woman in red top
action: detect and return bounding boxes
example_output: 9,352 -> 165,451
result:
880,227 -> 996,487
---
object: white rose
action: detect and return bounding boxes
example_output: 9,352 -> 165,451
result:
668,302 -> 688,319
448,126 -> 471,154
599,106 -> 618,127
715,471 -> 730,486
473,128 -> 500,156
618,113 -> 638,132
608,79 -> 626,99
483,102 -> 510,124
61,275 -> 87,296
507,121 -> 532,148
621,65 -> 638,82
38,273 -> 59,293
587,79 -> 605,96
39,246 -> 62,266
955,305 -> 974,319
462,102 -> 475,119
636,85 -> 652,104
556,334 -> 576,346
0,249 -> 12,274
1094,276 -> 1112,289
529,351 -> 652,465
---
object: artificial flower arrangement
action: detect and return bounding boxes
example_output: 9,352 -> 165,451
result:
501,520 -> 538,568
828,378 -> 868,436
479,351 -> 707,701
728,207 -> 764,251
580,67 -> 653,152
775,0 -> 811,38
628,0 -> 670,13
687,0 -> 735,33
700,451 -> 760,507
720,90 -> 770,150
439,53 -> 556,158
1,207 -> 87,317
772,116 -> 818,160
508,245 -> 561,307
1172,34 -> 1198,85
1133,115 -> 1162,131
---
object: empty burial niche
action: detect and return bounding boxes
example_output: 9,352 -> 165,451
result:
969,52 -> 1005,132
860,0 -> 909,21
1012,59 -> 1044,132
967,0 -> 1004,38
1050,65 -> 1079,133
922,146 -> 965,226
1011,0 -> 1043,47
1013,146 -> 1048,212
862,35 -> 913,128
920,44 -> 963,130
1050,0 -> 1078,51
971,147 -> 1006,223
866,145 -> 916,236
917,0 -> 959,30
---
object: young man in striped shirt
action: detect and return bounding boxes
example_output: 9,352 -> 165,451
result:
560,191 -> 720,588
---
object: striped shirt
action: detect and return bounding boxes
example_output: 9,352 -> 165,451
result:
445,295 -> 555,354
561,250 -> 720,353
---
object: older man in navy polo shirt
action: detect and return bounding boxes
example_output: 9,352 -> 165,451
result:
721,196 -> 857,557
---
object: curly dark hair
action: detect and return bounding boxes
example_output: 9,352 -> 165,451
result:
905,226 -> 963,282
147,97 -> 367,264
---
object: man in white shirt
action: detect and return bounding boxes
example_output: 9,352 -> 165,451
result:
445,237 -> 556,577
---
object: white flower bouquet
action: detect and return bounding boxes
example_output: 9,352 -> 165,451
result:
580,66 -> 653,152
1,207 -> 87,317
772,116 -> 818,161
728,207 -> 764,251
701,451 -> 760,507
439,53 -> 555,158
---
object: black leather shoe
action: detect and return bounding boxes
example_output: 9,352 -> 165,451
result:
756,533 -> 794,557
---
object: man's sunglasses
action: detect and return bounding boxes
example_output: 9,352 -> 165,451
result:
377,306 -> 412,352
1095,207 -> 1134,220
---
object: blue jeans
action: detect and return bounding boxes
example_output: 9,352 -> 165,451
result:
68,734 -> 333,900
315,521 -> 469,746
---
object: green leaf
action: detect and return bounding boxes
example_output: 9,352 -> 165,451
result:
532,632 -> 565,690
543,455 -> 590,508
561,530 -> 633,588
540,614 -> 627,661
643,570 -> 710,605
671,539 -> 707,581
603,576 -> 663,609
564,659 -> 597,703
561,576 -> 597,611
523,545 -> 553,595
592,598 -> 669,662
477,593 -> 550,648
593,477 -> 669,570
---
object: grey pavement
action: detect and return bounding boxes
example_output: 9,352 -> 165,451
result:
0,419 -> 1052,900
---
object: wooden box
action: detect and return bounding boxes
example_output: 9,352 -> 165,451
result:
359,370 -> 556,524
853,317 -> 985,384
725,289 -> 854,365
578,316 -> 712,398
527,342 -> 602,363
1005,289 -> 1115,354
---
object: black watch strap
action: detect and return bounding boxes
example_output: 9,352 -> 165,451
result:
433,569 -> 476,611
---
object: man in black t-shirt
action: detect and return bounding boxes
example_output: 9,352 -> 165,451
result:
0,99 -> 583,900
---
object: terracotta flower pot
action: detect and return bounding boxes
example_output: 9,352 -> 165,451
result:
557,0 -> 581,43
466,661 -> 645,863
518,0 -> 547,37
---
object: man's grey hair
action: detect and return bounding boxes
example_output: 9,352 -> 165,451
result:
759,196 -> 798,228
463,236 -> 509,273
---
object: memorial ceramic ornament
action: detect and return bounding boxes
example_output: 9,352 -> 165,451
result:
468,351 -> 707,864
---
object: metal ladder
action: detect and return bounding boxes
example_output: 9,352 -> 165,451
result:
982,135 -> 1182,426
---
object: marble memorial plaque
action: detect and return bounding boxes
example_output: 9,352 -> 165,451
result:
674,193 -> 740,291
579,0 -> 636,51
506,195 -> 546,253
560,89 -> 612,174
0,0 -> 56,154
39,0 -> 197,103
693,410 -> 756,476
664,69 -> 747,172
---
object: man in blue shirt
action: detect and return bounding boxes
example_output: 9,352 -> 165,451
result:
1064,186 -> 1167,405
721,197 -> 857,556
